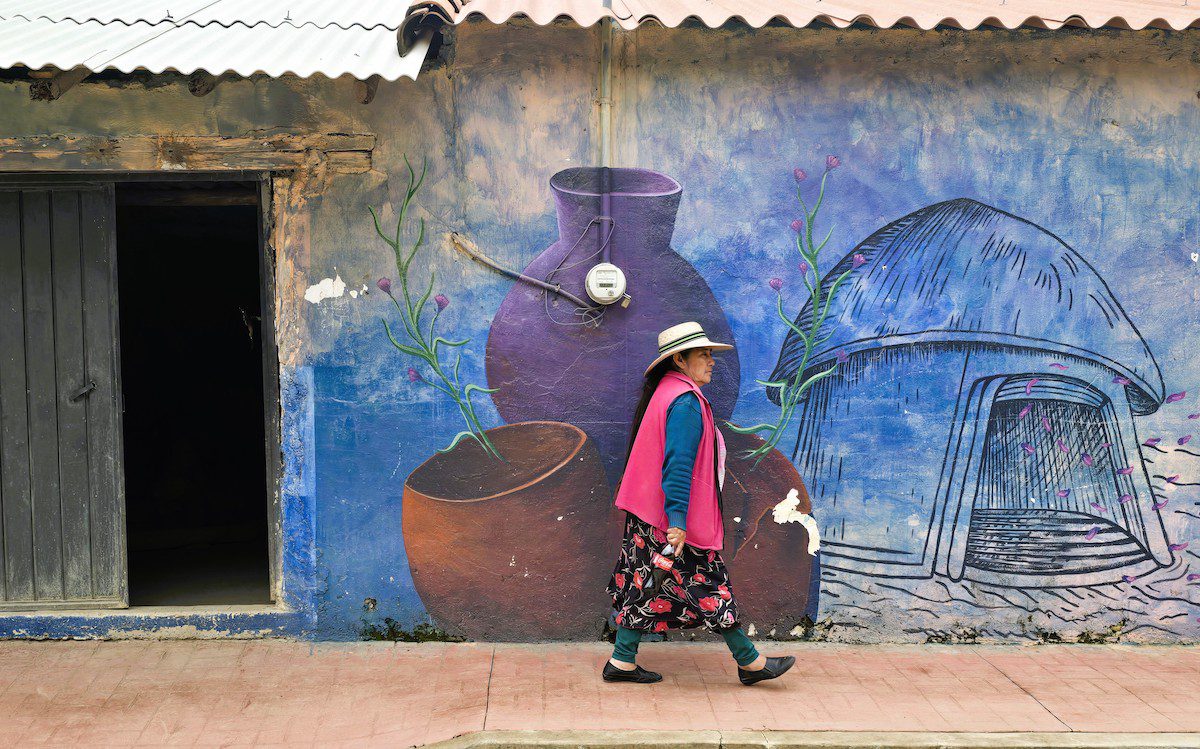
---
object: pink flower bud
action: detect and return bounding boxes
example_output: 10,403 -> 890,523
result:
435,294 -> 449,311
377,278 -> 392,294
826,155 -> 841,170
407,367 -> 421,383
769,278 -> 783,292
799,261 -> 809,275
790,218 -> 804,234
852,253 -> 866,268
835,349 -> 849,364
793,168 -> 808,182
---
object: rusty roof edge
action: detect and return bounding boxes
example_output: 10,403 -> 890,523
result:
410,0 -> 1200,31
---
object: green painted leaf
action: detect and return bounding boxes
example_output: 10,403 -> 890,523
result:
723,422 -> 777,435
438,430 -> 481,454
755,379 -> 789,389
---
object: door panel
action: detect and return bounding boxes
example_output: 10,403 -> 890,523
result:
0,186 -> 125,608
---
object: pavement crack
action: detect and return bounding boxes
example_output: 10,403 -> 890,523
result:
977,650 -> 1074,732
482,646 -> 496,731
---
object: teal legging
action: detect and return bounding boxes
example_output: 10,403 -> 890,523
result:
612,626 -> 760,667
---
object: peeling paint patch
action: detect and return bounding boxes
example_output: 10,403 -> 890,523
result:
107,625 -> 278,640
304,274 -> 346,304
0,610 -> 305,640
772,489 -> 821,555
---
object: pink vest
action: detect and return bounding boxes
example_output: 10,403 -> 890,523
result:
614,371 -> 726,551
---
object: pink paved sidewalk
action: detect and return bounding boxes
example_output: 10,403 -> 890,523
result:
1,640 -> 1199,747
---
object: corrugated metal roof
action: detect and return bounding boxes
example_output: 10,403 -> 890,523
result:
410,0 -> 1200,30
0,0 -> 409,30
0,1 -> 429,80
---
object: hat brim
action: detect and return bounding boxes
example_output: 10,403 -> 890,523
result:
644,338 -> 734,377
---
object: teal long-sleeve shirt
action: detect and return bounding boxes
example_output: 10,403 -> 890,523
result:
662,392 -> 703,530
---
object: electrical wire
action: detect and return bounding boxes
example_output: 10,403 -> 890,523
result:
449,216 -> 618,328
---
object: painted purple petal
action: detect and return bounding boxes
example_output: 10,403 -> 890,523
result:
799,261 -> 809,275
1113,376 -> 1132,386
1089,502 -> 1107,513
790,218 -> 805,233
1056,439 -> 1069,453
1167,474 -> 1181,484
835,349 -> 849,364
1042,416 -> 1053,433
1179,435 -> 1193,445
769,277 -> 784,292
1025,378 -> 1040,396
1085,527 -> 1100,541
435,294 -> 450,311
1166,391 -> 1187,403
1154,499 -> 1169,510
1189,414 -> 1200,420
1082,453 -> 1094,466
1099,442 -> 1113,449
1119,495 -> 1134,504
407,367 -> 421,383
377,277 -> 393,294
851,253 -> 867,269
1144,438 -> 1161,447
1123,575 -> 1139,584
1021,443 -> 1035,455
1048,363 -> 1069,370
1187,574 -> 1200,582
1057,489 -> 1071,498
1018,403 -> 1032,420
1117,466 -> 1134,475
1170,542 -> 1190,552
793,168 -> 808,182
826,155 -> 841,170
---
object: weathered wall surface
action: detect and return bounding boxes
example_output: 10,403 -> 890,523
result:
1,23 -> 1199,642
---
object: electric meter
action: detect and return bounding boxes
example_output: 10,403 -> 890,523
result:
584,262 -> 628,305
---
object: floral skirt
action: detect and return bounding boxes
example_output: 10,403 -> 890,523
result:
606,513 -> 741,633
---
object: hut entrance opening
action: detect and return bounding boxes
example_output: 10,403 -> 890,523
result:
116,181 -> 274,606
946,375 -> 1159,588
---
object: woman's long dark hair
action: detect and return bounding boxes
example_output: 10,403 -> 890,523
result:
623,358 -> 679,469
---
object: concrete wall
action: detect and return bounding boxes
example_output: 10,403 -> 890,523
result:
1,22 -> 1199,642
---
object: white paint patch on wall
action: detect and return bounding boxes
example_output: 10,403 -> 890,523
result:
772,488 -> 821,556
304,274 -> 347,304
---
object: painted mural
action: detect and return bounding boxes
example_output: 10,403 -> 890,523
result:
376,144 -> 1198,644
4,24 -> 1199,644
378,160 -> 818,640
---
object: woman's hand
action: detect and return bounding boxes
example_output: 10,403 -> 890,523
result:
666,527 -> 686,554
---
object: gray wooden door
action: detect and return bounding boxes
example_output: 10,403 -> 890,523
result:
0,185 -> 126,609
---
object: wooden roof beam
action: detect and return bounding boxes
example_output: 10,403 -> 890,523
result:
29,66 -> 90,101
187,71 -> 228,97
356,74 -> 382,105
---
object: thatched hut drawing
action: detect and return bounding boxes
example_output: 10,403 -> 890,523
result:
770,198 -> 1173,588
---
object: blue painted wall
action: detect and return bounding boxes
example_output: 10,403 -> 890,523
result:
1,23 -> 1199,642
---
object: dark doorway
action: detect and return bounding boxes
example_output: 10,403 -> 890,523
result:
115,182 -> 271,606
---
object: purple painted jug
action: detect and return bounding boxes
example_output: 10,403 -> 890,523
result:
486,167 -> 740,484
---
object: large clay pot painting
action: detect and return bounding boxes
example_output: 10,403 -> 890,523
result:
486,167 -> 741,485
402,421 -> 615,641
388,161 -> 818,642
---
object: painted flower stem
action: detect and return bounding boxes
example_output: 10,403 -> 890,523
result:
729,161 -> 852,463
373,156 -> 503,460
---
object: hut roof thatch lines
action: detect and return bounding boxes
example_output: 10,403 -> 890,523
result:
768,199 -> 1165,414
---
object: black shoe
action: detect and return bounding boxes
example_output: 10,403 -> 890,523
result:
738,655 -> 796,686
602,661 -> 663,684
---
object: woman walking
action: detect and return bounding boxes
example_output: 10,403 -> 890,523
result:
602,321 -> 796,686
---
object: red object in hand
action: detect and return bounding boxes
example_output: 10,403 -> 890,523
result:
649,544 -> 675,595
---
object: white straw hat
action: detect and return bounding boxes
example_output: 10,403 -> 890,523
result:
644,321 -> 733,376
